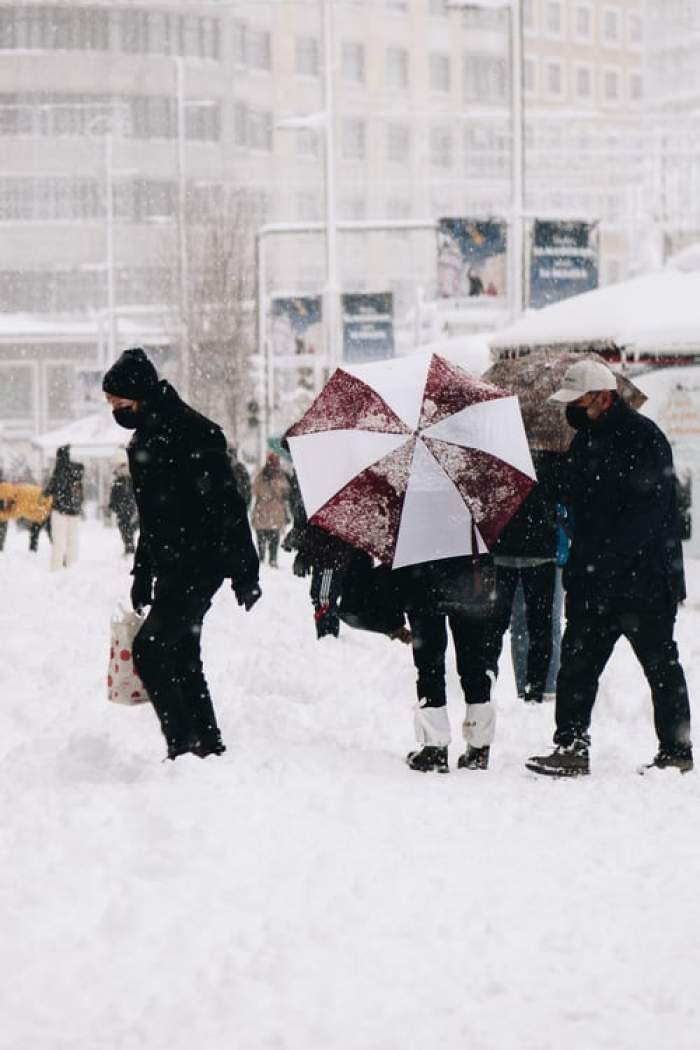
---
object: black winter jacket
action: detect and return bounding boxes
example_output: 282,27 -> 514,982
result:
45,452 -> 84,516
126,381 -> 259,593
562,397 -> 685,605
109,472 -> 137,523
492,450 -> 563,559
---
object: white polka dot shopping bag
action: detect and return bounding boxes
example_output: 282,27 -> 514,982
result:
108,605 -> 150,705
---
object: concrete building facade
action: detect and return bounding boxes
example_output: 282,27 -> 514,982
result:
0,0 -> 648,449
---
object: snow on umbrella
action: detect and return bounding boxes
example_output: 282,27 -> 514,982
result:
483,349 -> 647,453
286,353 -> 536,568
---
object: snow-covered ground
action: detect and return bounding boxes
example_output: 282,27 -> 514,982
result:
2,521 -> 700,1050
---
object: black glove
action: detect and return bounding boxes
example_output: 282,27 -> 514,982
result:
293,551 -> 310,578
236,582 -> 262,611
131,572 -> 153,612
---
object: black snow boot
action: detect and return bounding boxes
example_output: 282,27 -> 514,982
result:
165,739 -> 195,761
523,686 -> 543,704
525,742 -> 590,778
191,732 -> 227,759
639,748 -> 693,775
405,746 -> 449,773
457,745 -> 490,771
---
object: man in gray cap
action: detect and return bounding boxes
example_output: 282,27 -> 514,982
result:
526,359 -> 692,777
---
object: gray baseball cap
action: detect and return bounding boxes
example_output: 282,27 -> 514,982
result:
549,359 -> 618,403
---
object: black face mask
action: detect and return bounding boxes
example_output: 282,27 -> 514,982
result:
112,407 -> 141,430
565,404 -> 591,431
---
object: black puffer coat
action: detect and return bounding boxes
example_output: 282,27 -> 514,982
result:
562,397 -> 686,605
44,446 -> 84,516
492,450 -> 563,559
124,381 -> 259,592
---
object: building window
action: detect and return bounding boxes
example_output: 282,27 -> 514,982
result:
463,55 -> 507,102
603,68 -> 619,100
524,58 -> 536,94
523,0 -> 535,31
248,108 -> 273,150
574,4 -> 592,41
575,65 -> 592,99
342,117 -> 366,159
545,2 -> 562,36
545,61 -> 563,96
629,71 -> 643,101
602,8 -> 620,44
296,129 -> 319,157
342,41 -> 365,83
248,28 -> 271,71
0,364 -> 33,420
233,20 -> 246,66
627,13 -> 643,46
429,53 -> 451,93
386,47 -> 409,90
386,0 -> 408,10
296,36 -> 319,76
429,0 -> 448,15
0,6 -> 220,58
430,126 -> 452,168
386,122 -> 410,163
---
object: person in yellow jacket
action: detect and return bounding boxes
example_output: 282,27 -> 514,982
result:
0,481 -> 52,552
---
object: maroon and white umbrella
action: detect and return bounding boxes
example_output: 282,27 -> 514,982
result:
286,353 -> 536,568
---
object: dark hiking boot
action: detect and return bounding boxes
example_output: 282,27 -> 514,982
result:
525,743 -> 590,778
523,686 -> 543,704
191,733 -> 227,759
405,746 -> 449,774
457,745 -> 490,771
165,739 -> 195,761
639,749 -> 693,775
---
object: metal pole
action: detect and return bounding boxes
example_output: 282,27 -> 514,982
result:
321,0 -> 340,371
175,56 -> 190,396
105,131 -> 117,365
509,0 -> 525,319
256,232 -> 271,459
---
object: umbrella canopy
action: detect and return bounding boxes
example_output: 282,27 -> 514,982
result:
287,353 -> 536,568
482,349 -> 648,453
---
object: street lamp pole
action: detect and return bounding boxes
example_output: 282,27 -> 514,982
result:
509,0 -> 525,319
174,55 -> 190,397
321,0 -> 340,372
104,130 -> 117,365
448,0 -> 525,320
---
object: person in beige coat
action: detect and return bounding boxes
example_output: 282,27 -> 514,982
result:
251,452 -> 290,567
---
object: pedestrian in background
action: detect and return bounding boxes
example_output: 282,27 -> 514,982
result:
108,452 -> 138,556
252,452 -> 290,568
44,445 -> 84,571
485,450 -> 562,705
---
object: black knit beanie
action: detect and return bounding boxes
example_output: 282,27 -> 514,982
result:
102,347 -> 160,401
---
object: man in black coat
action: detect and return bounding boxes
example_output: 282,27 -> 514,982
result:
526,360 -> 692,777
103,347 -> 261,761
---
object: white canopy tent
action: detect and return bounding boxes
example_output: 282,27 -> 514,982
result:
489,271 -> 700,364
32,411 -> 127,461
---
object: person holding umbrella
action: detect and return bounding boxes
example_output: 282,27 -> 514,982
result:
286,352 -> 536,772
526,360 -> 692,777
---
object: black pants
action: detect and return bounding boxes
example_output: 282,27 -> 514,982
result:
0,521 -> 6,551
487,562 -> 555,697
256,529 -> 279,566
116,514 -> 136,554
554,598 -> 692,755
407,611 -> 494,708
310,566 -> 342,638
133,572 -> 224,750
